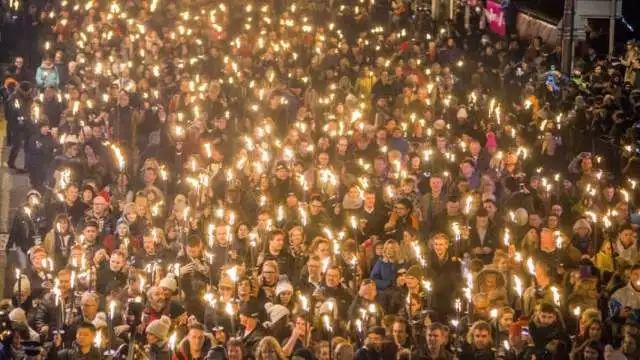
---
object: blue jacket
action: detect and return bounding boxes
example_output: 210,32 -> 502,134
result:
36,65 -> 60,89
370,259 -> 399,290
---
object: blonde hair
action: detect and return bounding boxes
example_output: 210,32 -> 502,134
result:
572,218 -> 592,235
255,336 -> 287,360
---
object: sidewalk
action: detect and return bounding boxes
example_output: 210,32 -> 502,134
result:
0,111 -> 31,299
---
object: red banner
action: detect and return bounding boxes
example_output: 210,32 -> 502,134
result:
486,0 -> 506,36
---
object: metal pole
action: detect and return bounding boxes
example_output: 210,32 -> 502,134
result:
560,0 -> 575,74
464,0 -> 470,31
609,0 -> 616,56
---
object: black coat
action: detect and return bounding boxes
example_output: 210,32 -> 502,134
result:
26,132 -> 55,181
427,252 -> 462,321
240,325 -> 268,360
95,266 -> 127,295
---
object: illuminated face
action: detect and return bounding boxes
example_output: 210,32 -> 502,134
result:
433,238 -> 448,258
318,153 -> 330,166
538,311 -> 557,327
588,322 -> 601,340
109,254 -> 125,272
500,312 -> 514,330
630,269 -> 640,288
66,186 -> 79,201
278,290 -> 293,305
307,260 -> 321,279
427,329 -> 445,351
473,329 -> 491,350
269,234 -> 285,253
262,265 -> 278,285
361,282 -> 377,300
289,229 -> 303,247
117,223 -> 129,238
186,243 -> 202,258
364,193 -> 376,208
81,297 -> 98,319
620,230 -> 635,247
76,328 -> 95,348
228,345 -> 243,360
31,251 -> 46,269
215,226 -> 229,245
325,268 -> 340,288
59,272 -> 71,292
143,236 -> 155,253
315,242 -> 331,259
187,328 -> 205,351
92,197 -> 108,215
392,322 -> 408,345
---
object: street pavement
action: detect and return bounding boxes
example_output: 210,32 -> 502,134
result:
0,115 -> 32,299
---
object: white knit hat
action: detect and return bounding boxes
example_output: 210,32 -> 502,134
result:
275,279 -> 293,296
159,276 -> 177,292
265,303 -> 290,324
146,315 -> 172,341
9,308 -> 28,325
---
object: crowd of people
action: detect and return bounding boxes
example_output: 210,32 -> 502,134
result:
1,0 -> 640,359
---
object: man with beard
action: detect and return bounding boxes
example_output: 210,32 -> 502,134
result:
142,286 -> 168,330
305,195 -> 331,240
520,303 -> 570,360
257,230 -> 294,275
427,233 -> 462,322
81,195 -> 116,240
412,322 -> 454,359
355,326 -> 386,360
133,230 -> 169,268
177,235 -> 210,319
297,255 -> 324,295
77,221 -> 102,258
319,265 -> 353,318
460,321 -> 495,360
50,184 -> 88,229
34,269 -> 73,340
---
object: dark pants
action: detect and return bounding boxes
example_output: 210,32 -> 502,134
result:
8,127 -> 27,167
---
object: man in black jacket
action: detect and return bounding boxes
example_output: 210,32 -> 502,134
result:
355,326 -> 385,360
522,302 -> 571,360
239,300 -> 268,359
428,233 -> 462,323
49,321 -> 101,360
257,229 -> 294,275
6,81 -> 34,172
460,320 -> 495,360
26,120 -> 55,191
